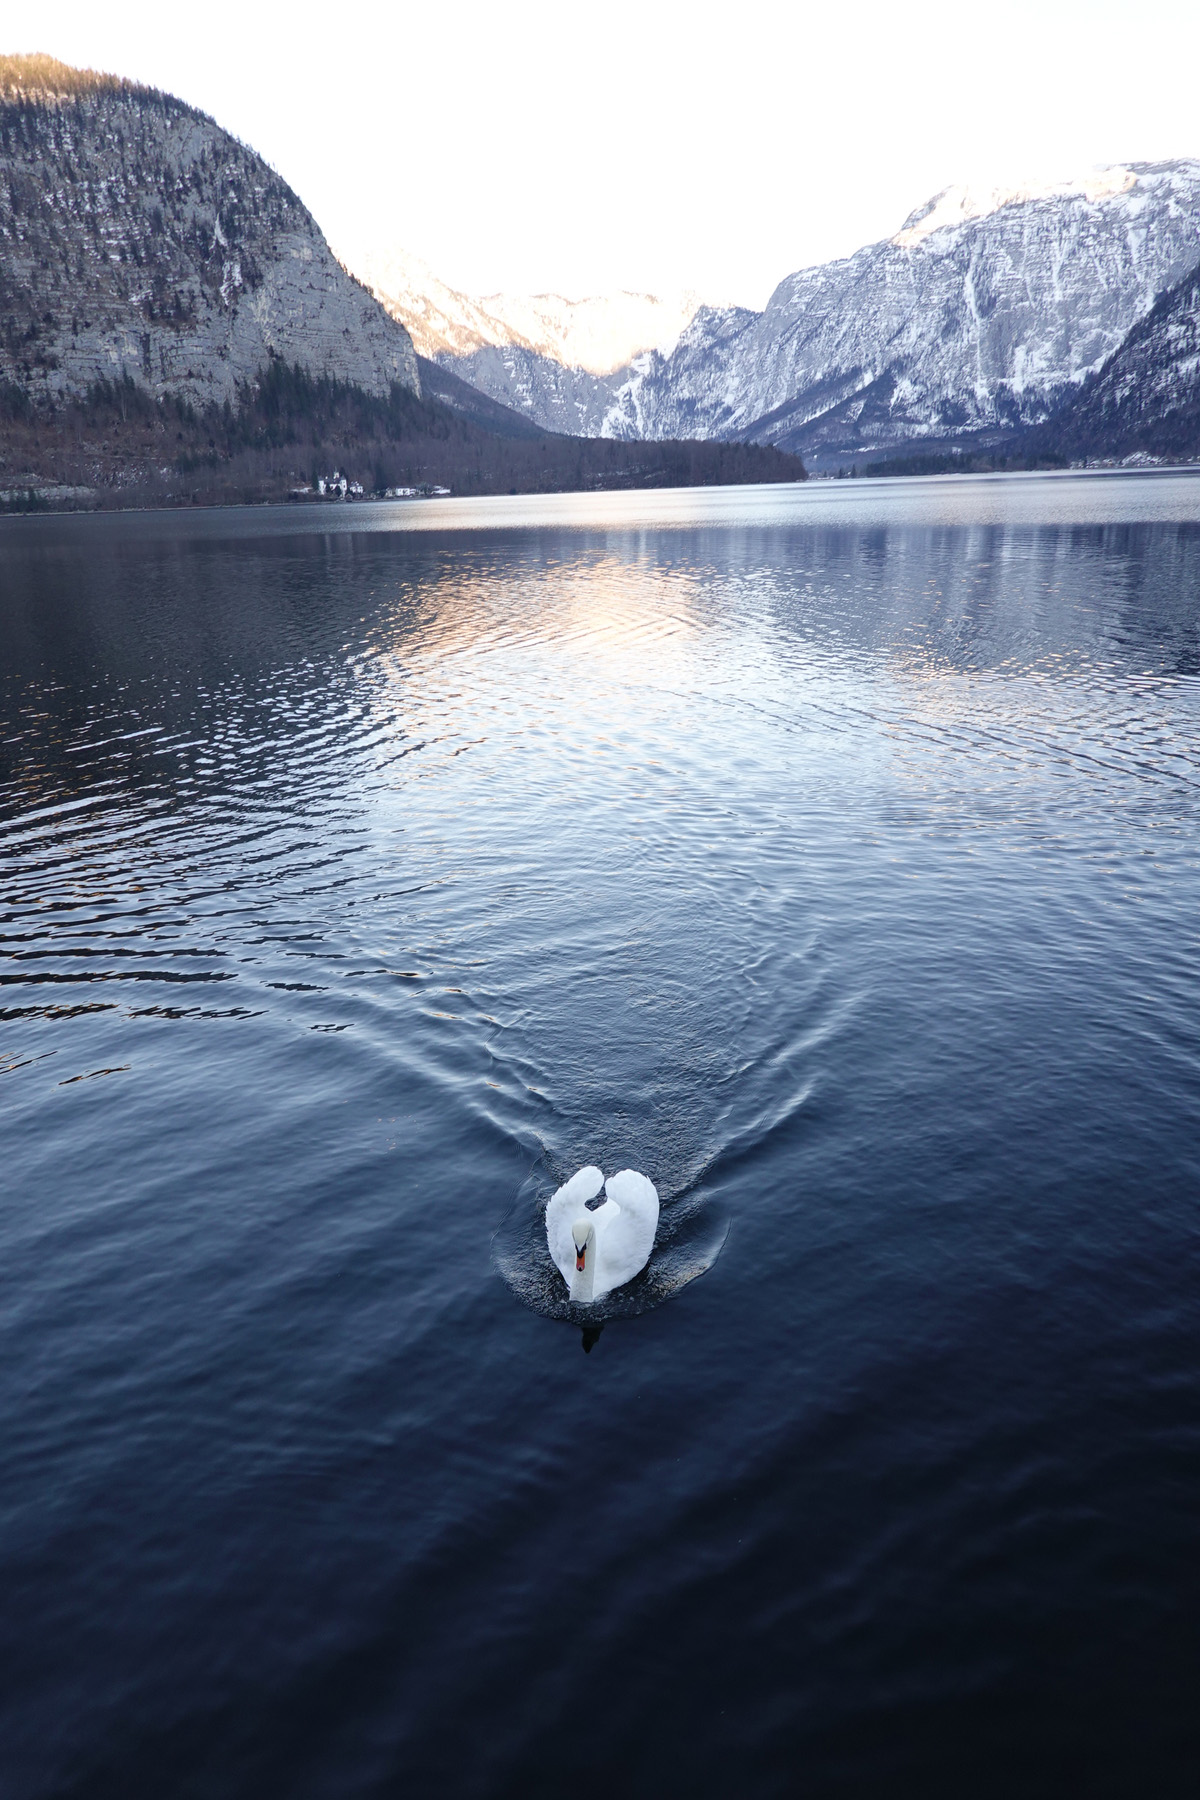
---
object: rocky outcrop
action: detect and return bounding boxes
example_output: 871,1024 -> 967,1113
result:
0,55 -> 419,410
430,341 -> 627,437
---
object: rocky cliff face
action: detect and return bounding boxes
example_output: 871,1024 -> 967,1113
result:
433,313 -> 748,442
438,308 -> 762,440
439,164 -> 1200,464
428,341 -> 628,436
0,55 -> 419,410
1032,261 -> 1200,462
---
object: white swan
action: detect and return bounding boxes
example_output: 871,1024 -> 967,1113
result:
546,1165 -> 660,1303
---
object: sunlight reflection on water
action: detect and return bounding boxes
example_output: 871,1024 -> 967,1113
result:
1,473 -> 1199,1798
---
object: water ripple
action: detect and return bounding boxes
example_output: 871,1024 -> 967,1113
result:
2,481 -> 1200,1796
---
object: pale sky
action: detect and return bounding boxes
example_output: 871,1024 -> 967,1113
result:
17,1 -> 1200,307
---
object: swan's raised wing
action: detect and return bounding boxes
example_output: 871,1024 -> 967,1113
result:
595,1169 -> 659,1294
545,1165 -> 604,1287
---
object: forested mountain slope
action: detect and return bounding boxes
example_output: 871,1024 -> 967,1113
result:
0,360 -> 806,509
0,54 -> 419,410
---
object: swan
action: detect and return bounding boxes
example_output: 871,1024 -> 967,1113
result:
545,1165 -> 660,1303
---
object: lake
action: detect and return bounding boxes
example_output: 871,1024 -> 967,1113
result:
2,472 -> 1199,1797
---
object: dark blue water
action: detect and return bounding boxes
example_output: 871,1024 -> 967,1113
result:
3,474 -> 1200,1798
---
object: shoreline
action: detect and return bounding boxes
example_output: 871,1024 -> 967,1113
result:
5,459 -> 1200,522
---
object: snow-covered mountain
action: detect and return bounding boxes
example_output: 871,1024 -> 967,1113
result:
433,163 -> 1200,465
1033,258 -> 1200,462
345,245 -> 701,376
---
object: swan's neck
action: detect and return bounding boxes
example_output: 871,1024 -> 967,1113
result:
569,1220 -> 597,1304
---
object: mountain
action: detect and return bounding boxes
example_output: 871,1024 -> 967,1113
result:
432,164 -> 1200,468
420,342 -> 630,440
0,54 -> 419,410
0,55 -> 806,510
679,162 -> 1200,465
346,244 -> 702,374
348,244 -> 726,436
413,354 -> 549,439
345,249 -> 518,362
1029,260 -> 1200,463
0,57 -> 808,506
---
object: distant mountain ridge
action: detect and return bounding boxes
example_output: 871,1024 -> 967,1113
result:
429,162 -> 1200,466
0,53 -> 419,410
348,245 -> 702,376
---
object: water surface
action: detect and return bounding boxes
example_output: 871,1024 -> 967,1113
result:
3,472 -> 1200,1797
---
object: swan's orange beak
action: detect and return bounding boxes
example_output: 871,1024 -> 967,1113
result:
575,1246 -> 586,1271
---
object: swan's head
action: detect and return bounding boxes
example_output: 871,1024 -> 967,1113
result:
571,1218 -> 596,1272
